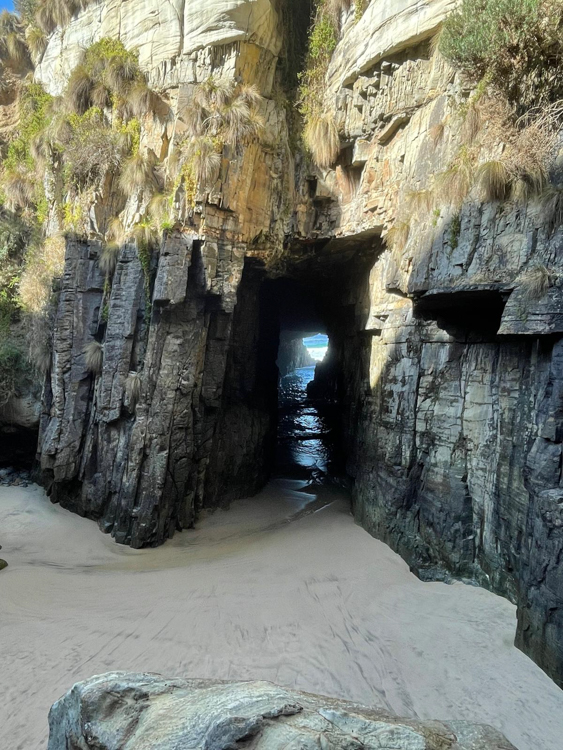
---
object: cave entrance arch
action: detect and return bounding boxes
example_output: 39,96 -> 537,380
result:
204,232 -> 382,509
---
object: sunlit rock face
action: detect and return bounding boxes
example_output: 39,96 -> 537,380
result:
36,0 -> 282,94
23,0 -> 563,688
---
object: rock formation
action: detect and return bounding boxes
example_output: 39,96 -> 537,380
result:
1,0 -> 562,690
47,673 -> 516,750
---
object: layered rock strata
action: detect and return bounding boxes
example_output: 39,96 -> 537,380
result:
9,0 -> 562,687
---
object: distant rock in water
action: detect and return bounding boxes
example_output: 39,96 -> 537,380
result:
47,673 -> 516,750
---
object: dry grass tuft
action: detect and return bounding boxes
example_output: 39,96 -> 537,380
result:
461,101 -> 482,144
65,64 -> 94,114
84,340 -> 103,375
477,160 -> 511,202
406,188 -> 435,215
518,265 -> 553,302
119,151 -> 159,196
384,220 -> 410,256
124,370 -> 141,408
182,136 -> 221,187
25,26 -> 47,62
304,112 -> 340,170
436,148 -> 475,208
1,168 -> 36,211
99,243 -> 120,276
19,235 -> 66,315
106,216 -> 125,245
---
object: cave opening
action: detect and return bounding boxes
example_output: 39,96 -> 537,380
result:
206,232 -> 382,509
269,279 -> 341,482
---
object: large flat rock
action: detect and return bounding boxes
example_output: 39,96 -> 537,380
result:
47,672 -> 517,749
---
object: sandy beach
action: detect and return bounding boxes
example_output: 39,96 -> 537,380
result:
1,480 -> 563,750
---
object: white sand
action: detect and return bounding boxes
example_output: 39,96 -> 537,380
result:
1,480 -> 563,750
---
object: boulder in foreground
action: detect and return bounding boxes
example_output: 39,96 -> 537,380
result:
48,672 -> 517,749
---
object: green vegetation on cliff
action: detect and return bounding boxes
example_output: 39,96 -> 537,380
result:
440,0 -> 563,111
299,1 -> 369,169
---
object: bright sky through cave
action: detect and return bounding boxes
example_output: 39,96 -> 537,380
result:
303,334 -> 328,362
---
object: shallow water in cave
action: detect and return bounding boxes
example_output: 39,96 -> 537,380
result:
276,365 -> 342,482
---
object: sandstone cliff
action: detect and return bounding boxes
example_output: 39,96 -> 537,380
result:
1,0 -> 562,692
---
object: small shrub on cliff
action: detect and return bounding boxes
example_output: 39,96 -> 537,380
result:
440,0 -> 563,112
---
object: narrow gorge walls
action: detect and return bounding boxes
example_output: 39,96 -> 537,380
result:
1,0 -> 563,690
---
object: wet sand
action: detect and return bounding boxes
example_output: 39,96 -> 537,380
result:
2,481 -> 563,750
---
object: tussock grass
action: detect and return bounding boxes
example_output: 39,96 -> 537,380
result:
84,340 -> 103,375
35,0 -> 96,35
175,76 -> 264,196
106,216 -> 125,245
65,64 -> 94,114
25,25 -> 47,62
406,188 -> 435,215
1,168 -> 36,211
477,160 -> 511,202
119,151 -> 159,196
99,243 -> 120,276
0,11 -> 31,72
303,112 -> 339,170
125,370 -> 141,407
519,265 -> 553,301
19,234 -> 66,315
436,148 -> 475,208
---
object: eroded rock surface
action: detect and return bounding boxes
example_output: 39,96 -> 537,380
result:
10,0 -> 563,688
47,673 -> 516,750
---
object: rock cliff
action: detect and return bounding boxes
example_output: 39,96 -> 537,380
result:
47,673 -> 516,750
1,0 -> 563,690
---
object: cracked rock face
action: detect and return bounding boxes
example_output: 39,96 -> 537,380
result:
21,0 -> 563,690
47,673 -> 516,750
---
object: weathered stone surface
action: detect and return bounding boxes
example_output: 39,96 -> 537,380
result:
36,0 -> 282,95
47,673 -> 516,750
24,0 -> 563,689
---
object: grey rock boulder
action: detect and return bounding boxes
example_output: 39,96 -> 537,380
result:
47,672 -> 516,750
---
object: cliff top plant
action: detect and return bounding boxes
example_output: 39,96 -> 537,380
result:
0,10 -> 31,72
34,0 -> 97,35
440,0 -> 563,112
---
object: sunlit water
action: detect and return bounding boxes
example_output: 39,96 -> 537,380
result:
277,365 -> 337,480
303,333 -> 328,362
